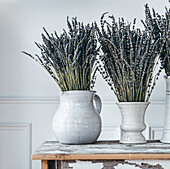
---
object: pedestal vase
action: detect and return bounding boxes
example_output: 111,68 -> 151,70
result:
161,76 -> 170,143
116,102 -> 150,144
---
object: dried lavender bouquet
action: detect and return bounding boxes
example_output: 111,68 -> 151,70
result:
142,4 -> 170,77
95,13 -> 164,102
23,17 -> 99,91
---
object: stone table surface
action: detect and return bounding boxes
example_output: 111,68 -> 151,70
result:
32,140 -> 170,160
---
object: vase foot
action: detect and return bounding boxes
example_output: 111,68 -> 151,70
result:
120,132 -> 146,144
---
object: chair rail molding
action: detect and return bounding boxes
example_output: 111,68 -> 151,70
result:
0,96 -> 165,105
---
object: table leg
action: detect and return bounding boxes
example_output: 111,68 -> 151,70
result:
57,160 -> 62,169
41,160 -> 48,169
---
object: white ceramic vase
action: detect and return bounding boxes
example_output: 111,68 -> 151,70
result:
52,90 -> 102,144
116,102 -> 150,144
161,76 -> 170,143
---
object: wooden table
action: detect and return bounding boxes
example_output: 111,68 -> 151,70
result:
32,140 -> 170,169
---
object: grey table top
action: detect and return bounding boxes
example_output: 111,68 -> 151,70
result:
33,140 -> 170,155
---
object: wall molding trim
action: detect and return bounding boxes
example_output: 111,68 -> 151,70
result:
0,97 -> 60,104
0,123 -> 32,169
0,96 -> 166,104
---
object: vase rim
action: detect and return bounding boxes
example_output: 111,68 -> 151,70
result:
61,90 -> 96,94
116,102 -> 150,105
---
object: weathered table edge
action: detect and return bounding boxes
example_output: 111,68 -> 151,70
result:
32,153 -> 170,160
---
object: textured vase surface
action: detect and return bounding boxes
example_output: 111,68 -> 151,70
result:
52,90 -> 102,144
117,102 -> 150,144
161,76 -> 170,143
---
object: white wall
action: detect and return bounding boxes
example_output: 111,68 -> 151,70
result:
0,0 -> 169,169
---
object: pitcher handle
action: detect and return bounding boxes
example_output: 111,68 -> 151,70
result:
93,94 -> 102,114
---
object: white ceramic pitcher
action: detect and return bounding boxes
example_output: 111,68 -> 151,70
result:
52,90 -> 102,144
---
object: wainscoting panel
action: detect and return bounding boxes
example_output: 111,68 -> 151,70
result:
98,125 -> 120,141
149,126 -> 163,140
0,123 -> 32,169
